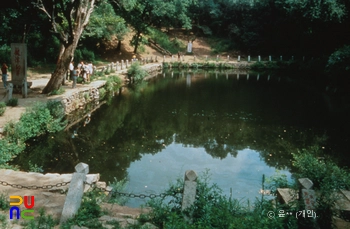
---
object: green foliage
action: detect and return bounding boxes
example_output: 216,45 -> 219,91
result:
0,45 -> 11,64
147,28 -> 185,54
265,170 -> 290,196
83,0 -> 129,41
28,160 -> 44,173
0,102 -> 5,116
6,98 -> 18,107
23,208 -> 57,229
326,45 -> 350,75
0,192 -> 10,210
108,178 -> 129,205
61,190 -> 104,229
0,101 -> 66,166
74,48 -> 96,63
292,151 -> 350,228
144,171 -> 295,229
48,87 -> 65,96
0,214 -> 8,229
127,63 -> 148,82
99,88 -> 106,100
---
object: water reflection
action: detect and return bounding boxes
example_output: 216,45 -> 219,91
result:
13,70 -> 342,206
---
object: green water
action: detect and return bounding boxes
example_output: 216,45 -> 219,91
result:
15,70 -> 348,207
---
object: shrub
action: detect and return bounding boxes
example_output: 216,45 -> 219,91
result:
6,98 -> 18,107
326,45 -> 350,75
127,63 -> 148,83
292,151 -> 350,228
144,171 -> 294,229
48,87 -> 65,96
0,102 -> 5,116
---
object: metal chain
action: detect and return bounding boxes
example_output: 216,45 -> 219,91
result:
0,180 -> 70,190
85,182 -> 182,199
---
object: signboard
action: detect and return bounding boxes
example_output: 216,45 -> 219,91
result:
11,43 -> 27,87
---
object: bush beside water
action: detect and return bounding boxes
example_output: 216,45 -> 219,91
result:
0,101 -> 66,167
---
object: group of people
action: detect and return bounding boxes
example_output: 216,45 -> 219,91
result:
69,61 -> 94,88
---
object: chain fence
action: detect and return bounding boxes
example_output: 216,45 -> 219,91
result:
0,180 -> 181,200
0,180 -> 70,190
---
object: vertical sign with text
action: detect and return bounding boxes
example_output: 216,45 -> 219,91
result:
10,43 -> 27,86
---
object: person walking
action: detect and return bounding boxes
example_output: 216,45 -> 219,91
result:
72,66 -> 79,88
1,63 -> 8,88
68,61 -> 74,80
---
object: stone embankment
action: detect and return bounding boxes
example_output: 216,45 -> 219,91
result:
0,63 -> 162,134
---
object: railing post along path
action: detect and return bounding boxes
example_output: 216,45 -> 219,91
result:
181,170 -> 197,223
60,163 -> 89,224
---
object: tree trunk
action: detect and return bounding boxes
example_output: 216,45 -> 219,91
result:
42,44 -> 76,94
133,31 -> 141,54
116,40 -> 122,52
38,0 -> 95,94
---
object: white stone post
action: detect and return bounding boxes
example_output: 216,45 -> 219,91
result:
258,55 -> 261,62
121,60 -> 124,69
126,60 -> 129,68
227,55 -> 230,61
182,170 -> 197,223
257,74 -> 260,81
269,56 -> 272,61
60,163 -> 89,224
5,83 -> 13,102
248,55 -> 251,62
238,56 -> 240,62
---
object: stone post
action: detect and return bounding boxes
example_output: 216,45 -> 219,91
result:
22,79 -> 27,98
280,56 -> 283,61
5,83 -> 13,102
60,163 -> 89,224
111,62 -> 114,70
257,74 -> 260,81
247,74 -> 249,80
238,56 -> 240,62
171,55 -> 174,62
269,56 -> 272,61
216,55 -> 219,62
227,55 -> 230,61
258,55 -> 261,62
116,61 -> 119,71
182,170 -> 197,223
121,60 -> 124,69
126,60 -> 129,68
248,55 -> 251,62
298,178 -> 317,226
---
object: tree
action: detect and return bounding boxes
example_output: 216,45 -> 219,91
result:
112,0 -> 192,54
34,0 -> 95,94
82,0 -> 129,52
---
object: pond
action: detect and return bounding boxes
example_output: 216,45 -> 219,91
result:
14,70 -> 349,207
